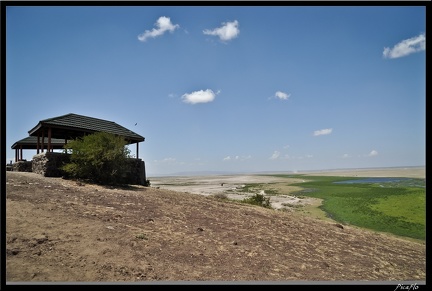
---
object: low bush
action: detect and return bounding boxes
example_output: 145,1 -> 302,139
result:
242,193 -> 271,208
61,132 -> 131,185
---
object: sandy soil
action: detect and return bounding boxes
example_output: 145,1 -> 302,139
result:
5,167 -> 426,284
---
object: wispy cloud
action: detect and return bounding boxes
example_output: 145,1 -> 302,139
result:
223,155 -> 251,161
153,157 -> 177,163
182,89 -> 219,104
342,153 -> 350,158
275,91 -> 291,100
383,33 -> 425,59
203,20 -> 240,42
138,16 -> 179,42
367,150 -> 378,157
313,128 -> 333,136
269,151 -> 280,160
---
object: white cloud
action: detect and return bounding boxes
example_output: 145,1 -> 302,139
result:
368,150 -> 378,157
138,16 -> 179,42
269,151 -> 280,160
223,156 -> 231,161
181,89 -> 219,104
275,91 -> 291,100
342,153 -> 350,158
313,128 -> 333,136
383,33 -> 425,59
203,20 -> 240,42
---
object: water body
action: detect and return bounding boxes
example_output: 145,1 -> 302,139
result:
334,177 -> 425,188
334,177 -> 409,184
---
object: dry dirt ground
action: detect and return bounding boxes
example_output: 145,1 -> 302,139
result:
4,168 -> 426,285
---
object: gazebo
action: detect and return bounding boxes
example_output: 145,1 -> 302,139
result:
12,113 -> 145,162
11,136 -> 67,162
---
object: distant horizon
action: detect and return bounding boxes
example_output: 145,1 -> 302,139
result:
147,165 -> 426,178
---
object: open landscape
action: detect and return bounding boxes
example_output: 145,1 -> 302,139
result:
5,167 -> 426,284
5,5 -> 426,287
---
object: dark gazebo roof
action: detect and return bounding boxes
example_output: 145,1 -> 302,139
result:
11,136 -> 66,150
28,113 -> 145,144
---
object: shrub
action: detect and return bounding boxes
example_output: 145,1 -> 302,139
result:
242,193 -> 272,208
61,132 -> 131,185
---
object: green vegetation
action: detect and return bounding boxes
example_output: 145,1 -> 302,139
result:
276,175 -> 426,240
61,132 -> 131,185
237,183 -> 279,195
241,193 -> 272,208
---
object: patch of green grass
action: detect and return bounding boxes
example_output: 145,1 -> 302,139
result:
278,175 -> 426,240
369,188 -> 425,225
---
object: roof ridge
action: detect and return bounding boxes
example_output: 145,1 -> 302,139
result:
42,113 -> 118,124
40,113 -> 74,122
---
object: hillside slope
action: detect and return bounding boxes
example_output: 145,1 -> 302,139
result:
5,172 -> 426,283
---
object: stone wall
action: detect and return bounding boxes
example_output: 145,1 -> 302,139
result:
12,161 -> 33,172
122,158 -> 147,186
32,152 -> 70,177
29,152 -> 147,186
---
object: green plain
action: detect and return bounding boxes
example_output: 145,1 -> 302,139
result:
263,175 -> 425,241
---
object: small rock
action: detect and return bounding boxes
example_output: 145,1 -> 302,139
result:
7,249 -> 20,255
322,262 -> 330,268
34,234 -> 48,244
300,264 -> 306,270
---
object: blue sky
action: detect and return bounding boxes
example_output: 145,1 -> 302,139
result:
5,5 -> 426,176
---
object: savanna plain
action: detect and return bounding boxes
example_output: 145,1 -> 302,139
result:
5,167 -> 426,284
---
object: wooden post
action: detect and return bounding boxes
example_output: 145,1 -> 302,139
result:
41,131 -> 44,153
48,127 -> 52,152
37,134 -> 40,154
136,142 -> 139,159
20,145 -> 23,161
15,149 -> 18,162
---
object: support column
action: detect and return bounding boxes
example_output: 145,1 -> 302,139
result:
37,134 -> 40,154
136,142 -> 139,159
41,131 -> 45,153
48,127 -> 52,152
15,149 -> 18,162
20,146 -> 23,161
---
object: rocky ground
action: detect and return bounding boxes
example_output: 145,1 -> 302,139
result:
5,168 -> 426,285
